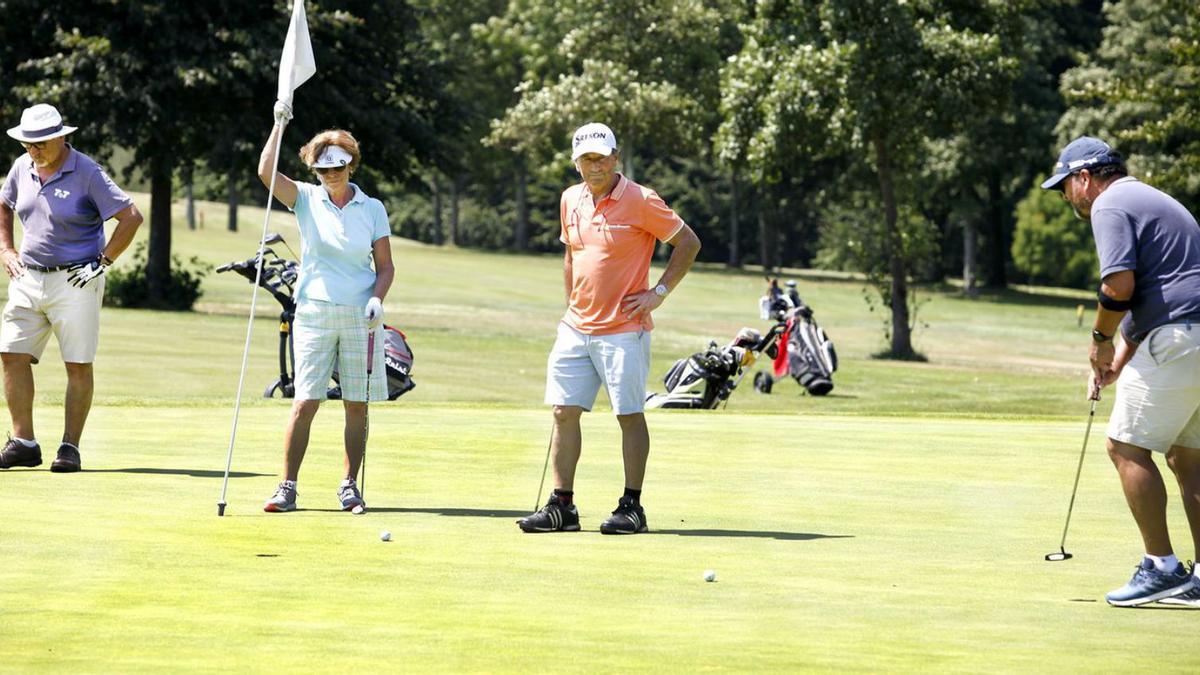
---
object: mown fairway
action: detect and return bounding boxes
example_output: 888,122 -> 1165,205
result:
1,197 -> 1196,672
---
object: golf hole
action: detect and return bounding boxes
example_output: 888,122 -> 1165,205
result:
256,554 -> 280,558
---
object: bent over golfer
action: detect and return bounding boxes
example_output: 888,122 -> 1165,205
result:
518,123 -> 701,534
1044,136 -> 1200,606
0,104 -> 143,472
257,102 -> 393,513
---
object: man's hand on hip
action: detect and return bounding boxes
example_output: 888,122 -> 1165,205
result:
621,289 -> 663,320
1,248 -> 25,279
67,256 -> 109,288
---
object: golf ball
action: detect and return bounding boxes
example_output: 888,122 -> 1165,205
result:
703,569 -> 716,582
380,530 -> 392,542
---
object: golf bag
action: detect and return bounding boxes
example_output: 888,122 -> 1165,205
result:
645,325 -> 785,410
217,234 -> 416,401
327,325 -> 416,401
754,279 -> 837,396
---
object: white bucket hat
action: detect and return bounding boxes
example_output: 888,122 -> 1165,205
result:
6,104 -> 77,143
571,122 -> 617,161
311,145 -> 353,169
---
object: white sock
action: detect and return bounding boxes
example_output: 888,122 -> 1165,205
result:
282,479 -> 297,490
1147,553 -> 1179,572
340,478 -> 357,488
14,437 -> 37,447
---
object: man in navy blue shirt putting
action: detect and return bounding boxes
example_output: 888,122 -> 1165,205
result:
1044,136 -> 1200,607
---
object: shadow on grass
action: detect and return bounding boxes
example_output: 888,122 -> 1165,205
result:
653,529 -> 852,541
87,468 -> 271,478
301,506 -> 529,518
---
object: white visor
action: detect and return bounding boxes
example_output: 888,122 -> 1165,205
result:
312,145 -> 353,168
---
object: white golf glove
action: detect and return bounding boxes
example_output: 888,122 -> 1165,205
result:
273,100 -> 293,126
364,296 -> 384,329
67,256 -> 110,288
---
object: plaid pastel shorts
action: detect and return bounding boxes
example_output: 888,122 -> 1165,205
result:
292,300 -> 386,402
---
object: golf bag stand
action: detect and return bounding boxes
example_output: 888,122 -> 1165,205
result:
645,324 -> 785,410
755,279 -> 837,396
264,306 -> 296,398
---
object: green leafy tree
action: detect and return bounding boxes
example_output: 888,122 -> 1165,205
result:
1011,179 -> 1098,288
1058,0 -> 1200,211
14,1 -> 452,308
719,0 -> 1017,359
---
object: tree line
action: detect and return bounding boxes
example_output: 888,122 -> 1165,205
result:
1,0 -> 1196,359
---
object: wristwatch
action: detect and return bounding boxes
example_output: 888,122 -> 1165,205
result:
653,283 -> 668,298
1092,328 -> 1113,343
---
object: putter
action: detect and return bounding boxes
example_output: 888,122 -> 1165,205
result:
533,424 -> 554,512
1046,391 -> 1100,562
354,328 -> 375,515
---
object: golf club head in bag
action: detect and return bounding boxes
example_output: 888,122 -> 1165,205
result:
646,327 -> 778,410
329,325 -> 416,401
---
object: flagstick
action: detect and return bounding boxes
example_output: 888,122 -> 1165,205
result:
217,123 -> 287,517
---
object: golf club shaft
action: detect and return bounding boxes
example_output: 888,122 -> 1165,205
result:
360,329 -> 375,498
1058,398 -> 1098,549
534,424 -> 553,511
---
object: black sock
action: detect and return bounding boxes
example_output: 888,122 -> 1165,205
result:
552,489 -> 573,506
623,487 -> 641,503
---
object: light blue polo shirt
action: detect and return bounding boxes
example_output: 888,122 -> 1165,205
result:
290,182 -> 390,307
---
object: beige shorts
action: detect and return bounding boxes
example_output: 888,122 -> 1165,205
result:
544,322 -> 651,415
0,269 -> 104,364
1108,323 -> 1200,453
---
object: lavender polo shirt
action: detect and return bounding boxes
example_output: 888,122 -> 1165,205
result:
1,146 -> 133,267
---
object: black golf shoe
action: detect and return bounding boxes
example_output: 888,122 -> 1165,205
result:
0,437 -> 41,469
600,496 -> 648,535
517,497 -> 580,532
50,444 -> 81,473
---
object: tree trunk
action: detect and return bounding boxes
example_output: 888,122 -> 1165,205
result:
449,174 -> 462,247
184,164 -> 195,231
873,136 -> 914,359
227,155 -> 239,232
985,172 -> 1007,287
147,153 -> 174,307
431,175 -> 444,246
963,219 -> 978,298
514,156 -> 529,251
757,200 -> 775,272
728,172 -> 740,267
623,138 -> 635,183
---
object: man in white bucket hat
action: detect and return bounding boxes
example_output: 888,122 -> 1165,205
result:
0,104 -> 143,472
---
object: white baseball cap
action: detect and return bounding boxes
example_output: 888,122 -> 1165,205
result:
311,145 -> 353,168
7,104 -> 77,143
571,122 -> 617,161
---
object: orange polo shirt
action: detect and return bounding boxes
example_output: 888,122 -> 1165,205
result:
559,174 -> 685,335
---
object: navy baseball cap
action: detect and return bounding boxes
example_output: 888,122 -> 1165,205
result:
1040,136 -> 1122,189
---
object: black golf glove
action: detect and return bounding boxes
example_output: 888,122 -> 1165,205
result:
67,255 -> 110,288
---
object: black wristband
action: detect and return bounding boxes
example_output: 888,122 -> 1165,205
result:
1097,288 -> 1132,312
1092,328 -> 1113,343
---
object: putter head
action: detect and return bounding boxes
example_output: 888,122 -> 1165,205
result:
1045,548 -> 1073,561
217,502 -> 226,517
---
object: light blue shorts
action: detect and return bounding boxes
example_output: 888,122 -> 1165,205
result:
544,322 -> 651,415
292,300 -> 387,402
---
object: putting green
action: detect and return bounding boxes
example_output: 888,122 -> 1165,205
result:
0,406 -> 1195,671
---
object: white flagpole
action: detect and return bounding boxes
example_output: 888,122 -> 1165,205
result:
218,0 -> 315,516
217,129 -> 286,517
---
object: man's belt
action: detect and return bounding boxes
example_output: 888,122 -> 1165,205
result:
24,260 -> 92,273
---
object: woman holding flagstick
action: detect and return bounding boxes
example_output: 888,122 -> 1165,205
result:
257,101 -> 394,514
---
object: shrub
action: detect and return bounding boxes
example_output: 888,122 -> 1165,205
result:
105,242 -> 207,310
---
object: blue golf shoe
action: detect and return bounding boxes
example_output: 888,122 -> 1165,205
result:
1105,558 -> 1194,607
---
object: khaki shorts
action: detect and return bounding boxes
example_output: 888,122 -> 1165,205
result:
1108,323 -> 1200,453
292,300 -> 386,402
0,269 -> 104,364
544,322 -> 651,415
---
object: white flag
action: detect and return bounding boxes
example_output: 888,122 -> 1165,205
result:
277,0 -> 316,106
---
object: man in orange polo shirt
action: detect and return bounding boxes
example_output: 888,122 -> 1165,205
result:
518,122 -> 701,534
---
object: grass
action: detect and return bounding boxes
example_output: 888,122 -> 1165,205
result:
0,194 -> 1194,672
